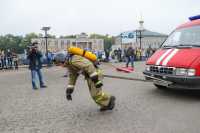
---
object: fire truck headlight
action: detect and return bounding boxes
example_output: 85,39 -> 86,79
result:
145,65 -> 150,71
187,69 -> 196,76
175,68 -> 187,76
175,68 -> 196,76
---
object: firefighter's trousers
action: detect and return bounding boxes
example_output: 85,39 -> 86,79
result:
66,55 -> 111,107
86,70 -> 111,107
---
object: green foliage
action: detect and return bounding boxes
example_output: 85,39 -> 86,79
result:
0,34 -> 23,53
0,33 -> 56,54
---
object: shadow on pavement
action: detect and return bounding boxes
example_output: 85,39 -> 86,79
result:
151,87 -> 200,101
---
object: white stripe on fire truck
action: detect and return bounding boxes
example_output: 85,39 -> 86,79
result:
156,49 -> 172,65
162,49 -> 179,66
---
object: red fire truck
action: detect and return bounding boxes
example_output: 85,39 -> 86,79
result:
143,15 -> 200,89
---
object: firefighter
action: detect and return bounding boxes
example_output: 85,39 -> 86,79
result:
54,47 -> 116,111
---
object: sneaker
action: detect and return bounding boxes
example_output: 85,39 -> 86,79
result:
40,85 -> 47,88
100,96 -> 116,111
33,87 -> 39,90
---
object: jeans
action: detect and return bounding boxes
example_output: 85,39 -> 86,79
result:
31,69 -> 45,89
7,58 -> 12,68
126,56 -> 134,67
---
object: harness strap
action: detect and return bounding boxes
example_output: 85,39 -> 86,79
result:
82,50 -> 86,56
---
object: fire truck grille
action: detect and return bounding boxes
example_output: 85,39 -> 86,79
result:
150,66 -> 174,75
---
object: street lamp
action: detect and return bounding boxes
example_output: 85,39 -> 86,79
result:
41,26 -> 51,56
136,19 -> 144,49
136,29 -> 143,49
135,19 -> 145,61
120,33 -> 123,49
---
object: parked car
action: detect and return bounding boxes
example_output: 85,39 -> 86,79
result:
52,50 -> 68,64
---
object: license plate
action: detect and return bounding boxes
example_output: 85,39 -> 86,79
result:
153,80 -> 172,87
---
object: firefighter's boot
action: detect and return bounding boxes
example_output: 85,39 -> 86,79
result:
100,96 -> 116,111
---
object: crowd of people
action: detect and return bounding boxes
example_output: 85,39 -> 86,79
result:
0,50 -> 18,70
111,46 -> 156,61
109,46 -> 157,68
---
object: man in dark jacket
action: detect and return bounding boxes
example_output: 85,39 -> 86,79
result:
27,42 -> 47,90
126,46 -> 135,68
117,48 -> 122,62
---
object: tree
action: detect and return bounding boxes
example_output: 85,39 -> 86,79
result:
0,33 -> 40,54
0,34 -> 24,53
19,33 -> 39,53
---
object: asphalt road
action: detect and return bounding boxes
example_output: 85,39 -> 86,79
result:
1,62 -> 200,133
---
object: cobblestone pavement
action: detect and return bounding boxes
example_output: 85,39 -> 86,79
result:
1,62 -> 200,133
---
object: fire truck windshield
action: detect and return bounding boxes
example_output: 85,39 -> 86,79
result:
162,26 -> 200,48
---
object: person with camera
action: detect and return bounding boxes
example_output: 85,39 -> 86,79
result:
27,42 -> 47,90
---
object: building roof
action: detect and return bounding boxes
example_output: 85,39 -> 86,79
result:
139,29 -> 168,37
118,29 -> 168,38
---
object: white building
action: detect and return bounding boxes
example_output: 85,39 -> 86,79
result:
32,33 -> 104,53
113,20 -> 168,50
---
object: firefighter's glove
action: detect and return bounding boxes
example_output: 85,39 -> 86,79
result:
66,87 -> 74,101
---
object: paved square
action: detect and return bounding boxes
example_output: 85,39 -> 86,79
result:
1,62 -> 200,133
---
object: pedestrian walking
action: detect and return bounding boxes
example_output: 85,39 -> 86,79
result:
126,46 -> 134,68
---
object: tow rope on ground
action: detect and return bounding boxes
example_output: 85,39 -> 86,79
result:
103,74 -> 151,82
101,62 -> 118,68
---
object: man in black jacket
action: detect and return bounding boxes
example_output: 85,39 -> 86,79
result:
126,46 -> 135,68
27,42 -> 47,90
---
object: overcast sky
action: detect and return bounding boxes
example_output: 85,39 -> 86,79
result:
0,0 -> 199,36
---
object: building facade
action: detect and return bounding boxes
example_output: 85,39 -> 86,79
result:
114,29 -> 168,50
113,19 -> 168,50
32,33 -> 104,53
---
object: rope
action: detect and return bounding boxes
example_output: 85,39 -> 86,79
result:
101,62 -> 118,68
101,63 -> 149,82
103,74 -> 151,82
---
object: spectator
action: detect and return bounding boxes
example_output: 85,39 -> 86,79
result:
7,49 -> 13,69
141,48 -> 146,61
117,48 -> 122,62
126,46 -> 135,68
47,51 -> 53,67
146,47 -> 151,58
104,49 -> 110,62
0,50 -> 2,69
3,51 -> 7,69
13,53 -> 18,70
27,42 -> 47,90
